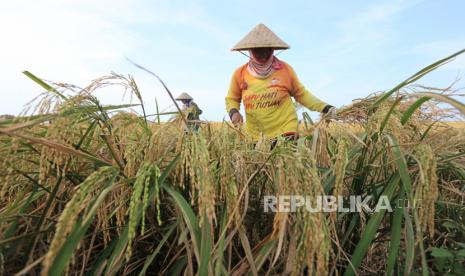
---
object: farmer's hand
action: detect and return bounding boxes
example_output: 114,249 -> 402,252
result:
326,107 -> 337,118
229,109 -> 243,125
231,112 -> 244,125
321,105 -> 337,119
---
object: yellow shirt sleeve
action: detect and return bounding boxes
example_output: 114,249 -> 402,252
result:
225,67 -> 243,112
287,64 -> 328,112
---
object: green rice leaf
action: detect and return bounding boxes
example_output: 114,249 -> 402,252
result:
343,174 -> 400,276
23,71 -> 67,100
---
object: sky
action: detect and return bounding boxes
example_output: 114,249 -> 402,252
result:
1,0 -> 464,121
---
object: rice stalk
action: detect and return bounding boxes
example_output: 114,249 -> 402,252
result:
41,166 -> 118,275
414,143 -> 439,238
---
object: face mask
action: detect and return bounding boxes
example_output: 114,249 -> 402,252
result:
250,48 -> 274,64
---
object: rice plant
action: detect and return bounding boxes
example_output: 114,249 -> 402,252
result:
0,49 -> 464,275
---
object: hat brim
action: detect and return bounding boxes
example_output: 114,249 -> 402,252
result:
231,45 -> 290,51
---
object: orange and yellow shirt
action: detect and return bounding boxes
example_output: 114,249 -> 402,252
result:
225,61 -> 328,138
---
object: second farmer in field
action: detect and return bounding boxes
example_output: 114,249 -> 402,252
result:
176,92 -> 202,131
225,24 -> 336,139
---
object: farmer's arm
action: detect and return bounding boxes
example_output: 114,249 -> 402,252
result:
225,69 -> 242,116
287,65 -> 331,112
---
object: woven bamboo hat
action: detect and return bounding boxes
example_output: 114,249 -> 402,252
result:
176,93 -> 193,101
231,23 -> 290,51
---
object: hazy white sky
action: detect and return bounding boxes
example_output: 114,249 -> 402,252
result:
1,0 -> 464,120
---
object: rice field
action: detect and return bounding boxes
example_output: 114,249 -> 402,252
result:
0,50 -> 465,275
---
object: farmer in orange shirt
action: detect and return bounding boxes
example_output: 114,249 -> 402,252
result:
225,24 -> 336,139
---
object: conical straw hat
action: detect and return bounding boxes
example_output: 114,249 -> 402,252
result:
231,23 -> 290,51
176,92 -> 193,101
